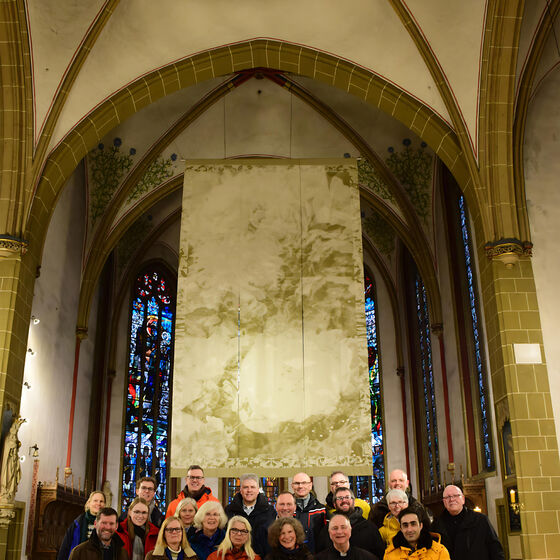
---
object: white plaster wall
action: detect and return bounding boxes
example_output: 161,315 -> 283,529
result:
524,65 -> 560,451
17,163 -> 99,548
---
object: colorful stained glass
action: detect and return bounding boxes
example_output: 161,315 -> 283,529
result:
459,195 -> 493,470
353,273 -> 384,503
121,268 -> 175,512
415,274 -> 440,490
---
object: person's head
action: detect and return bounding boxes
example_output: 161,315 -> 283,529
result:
128,497 -> 150,527
186,465 -> 205,493
175,497 -> 198,527
217,516 -> 256,560
442,485 -> 465,516
386,489 -> 408,518
328,514 -> 352,552
388,469 -> 409,491
94,508 -> 119,545
329,471 -> 350,494
333,487 -> 355,515
193,501 -> 228,534
85,491 -> 106,515
275,492 -> 297,518
291,472 -> 312,499
398,509 -> 422,548
136,476 -> 157,503
240,474 -> 260,506
267,518 -> 306,550
155,517 -> 190,553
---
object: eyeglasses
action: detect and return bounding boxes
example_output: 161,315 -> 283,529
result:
188,476 -> 204,481
292,481 -> 311,486
335,496 -> 353,501
443,494 -> 463,501
331,480 -> 349,486
388,501 -> 407,507
131,510 -> 149,515
230,528 -> 249,535
165,527 -> 183,534
139,486 -> 155,492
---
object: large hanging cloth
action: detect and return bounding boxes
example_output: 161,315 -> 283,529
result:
172,159 -> 371,476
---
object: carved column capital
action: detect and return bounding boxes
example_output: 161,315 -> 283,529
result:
0,235 -> 28,259
485,238 -> 533,268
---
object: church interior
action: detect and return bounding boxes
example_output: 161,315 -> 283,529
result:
1,1 -> 560,559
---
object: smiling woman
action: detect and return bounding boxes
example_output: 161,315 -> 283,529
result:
116,497 -> 159,560
264,518 -> 312,560
187,502 -> 228,560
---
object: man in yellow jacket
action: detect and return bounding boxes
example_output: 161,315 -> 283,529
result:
383,509 -> 449,560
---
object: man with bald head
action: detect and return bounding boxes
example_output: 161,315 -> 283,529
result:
292,472 -> 326,552
432,485 -> 504,560
315,514 -> 379,560
368,469 -> 431,529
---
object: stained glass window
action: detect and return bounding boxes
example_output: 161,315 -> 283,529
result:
352,272 -> 384,503
122,267 -> 175,512
414,273 -> 440,490
458,195 -> 493,470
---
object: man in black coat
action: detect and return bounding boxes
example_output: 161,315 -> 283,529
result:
431,485 -> 504,560
292,472 -> 327,552
224,474 -> 276,556
315,514 -> 378,560
317,488 -> 385,560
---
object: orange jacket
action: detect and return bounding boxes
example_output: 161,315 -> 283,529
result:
166,487 -> 219,518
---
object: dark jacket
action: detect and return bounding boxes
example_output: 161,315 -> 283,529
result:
264,544 -> 313,560
225,493 -> 276,556
58,513 -> 93,560
316,508 -> 384,560
315,545 -> 378,560
431,508 -> 504,560
294,495 -> 326,553
187,527 -> 226,560
68,530 -> 128,560
116,518 -> 159,558
369,493 -> 431,529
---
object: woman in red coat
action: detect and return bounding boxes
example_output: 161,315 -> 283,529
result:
117,497 -> 159,560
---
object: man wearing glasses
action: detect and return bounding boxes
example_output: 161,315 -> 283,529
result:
317,488 -> 384,560
292,472 -> 326,552
119,477 -> 165,527
166,464 -> 219,517
432,485 -> 504,560
325,471 -> 371,520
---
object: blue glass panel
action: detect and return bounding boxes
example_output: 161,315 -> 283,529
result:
459,195 -> 493,469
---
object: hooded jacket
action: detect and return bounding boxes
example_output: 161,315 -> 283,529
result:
384,530 -> 449,560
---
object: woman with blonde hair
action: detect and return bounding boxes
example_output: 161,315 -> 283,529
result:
57,490 -> 106,560
146,517 -> 198,560
187,501 -> 228,560
175,497 -> 198,531
208,516 -> 260,560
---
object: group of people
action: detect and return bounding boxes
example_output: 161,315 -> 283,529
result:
58,465 -> 504,560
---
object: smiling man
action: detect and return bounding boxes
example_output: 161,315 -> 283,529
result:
224,474 -> 275,555
166,465 -> 219,517
69,508 -> 127,560
292,472 -> 326,553
325,471 -> 371,520
315,515 -> 378,560
432,485 -> 504,560
317,488 -> 384,559
384,509 -> 449,560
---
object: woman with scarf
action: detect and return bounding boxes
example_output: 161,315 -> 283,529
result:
187,501 -> 227,560
57,490 -> 106,560
208,516 -> 260,560
146,517 -> 198,560
264,518 -> 313,560
117,497 -> 159,560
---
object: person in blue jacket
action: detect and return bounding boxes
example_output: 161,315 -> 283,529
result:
57,490 -> 106,560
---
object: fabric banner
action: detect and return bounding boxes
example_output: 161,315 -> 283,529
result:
172,159 -> 371,476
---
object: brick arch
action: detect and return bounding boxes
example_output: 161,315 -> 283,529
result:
28,39 -> 469,259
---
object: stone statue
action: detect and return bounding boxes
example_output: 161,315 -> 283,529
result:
0,416 -> 25,503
